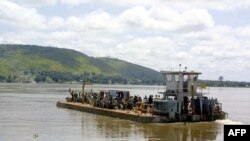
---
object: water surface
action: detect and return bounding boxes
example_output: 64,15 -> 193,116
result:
0,83 -> 249,141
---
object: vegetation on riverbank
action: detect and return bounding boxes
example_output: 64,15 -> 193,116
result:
199,80 -> 250,88
0,44 -> 163,85
0,44 -> 249,87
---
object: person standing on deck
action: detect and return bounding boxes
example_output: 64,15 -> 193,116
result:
148,95 -> 153,104
143,95 -> 148,103
69,88 -> 74,102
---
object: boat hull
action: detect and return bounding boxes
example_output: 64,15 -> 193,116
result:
56,101 -> 227,123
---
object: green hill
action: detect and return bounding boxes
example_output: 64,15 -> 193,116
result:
0,44 -> 164,84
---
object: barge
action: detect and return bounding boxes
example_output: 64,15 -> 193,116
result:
57,70 -> 227,123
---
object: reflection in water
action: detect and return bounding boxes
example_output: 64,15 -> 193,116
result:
83,114 -> 222,141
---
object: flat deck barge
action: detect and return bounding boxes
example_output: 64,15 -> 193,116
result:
57,101 -> 170,123
57,70 -> 227,123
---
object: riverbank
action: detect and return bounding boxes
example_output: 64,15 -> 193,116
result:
1,81 -> 250,88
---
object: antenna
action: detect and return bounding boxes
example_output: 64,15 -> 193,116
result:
179,64 -> 181,72
185,66 -> 187,71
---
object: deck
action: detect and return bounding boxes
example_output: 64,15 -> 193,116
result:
56,101 -> 170,123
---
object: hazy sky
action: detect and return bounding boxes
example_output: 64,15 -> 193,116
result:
0,0 -> 250,81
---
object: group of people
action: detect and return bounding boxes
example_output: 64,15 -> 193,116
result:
143,95 -> 154,104
66,88 -> 155,115
68,88 -> 81,102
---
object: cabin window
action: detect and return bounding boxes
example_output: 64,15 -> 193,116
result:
183,82 -> 188,92
183,75 -> 188,82
166,75 -> 174,81
175,75 -> 179,81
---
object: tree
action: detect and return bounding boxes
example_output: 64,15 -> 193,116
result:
6,75 -> 13,83
219,76 -> 224,82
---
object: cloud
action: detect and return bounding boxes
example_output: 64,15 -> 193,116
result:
60,0 -> 250,11
119,6 -> 214,34
11,0 -> 58,6
47,17 -> 65,29
104,37 -> 179,70
0,0 -> 47,30
1,0 -> 250,81
61,0 -> 88,5
0,1 -> 220,34
60,0 -> 155,6
235,26 -> 250,39
66,10 -> 124,34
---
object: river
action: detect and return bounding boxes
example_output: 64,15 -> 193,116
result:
0,83 -> 249,141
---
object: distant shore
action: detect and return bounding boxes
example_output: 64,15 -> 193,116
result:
0,81 -> 249,88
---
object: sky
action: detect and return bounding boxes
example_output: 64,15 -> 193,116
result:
0,0 -> 250,81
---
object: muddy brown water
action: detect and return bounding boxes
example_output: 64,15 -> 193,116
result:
0,83 -> 249,141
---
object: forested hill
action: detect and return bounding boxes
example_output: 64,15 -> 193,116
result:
0,44 -> 164,84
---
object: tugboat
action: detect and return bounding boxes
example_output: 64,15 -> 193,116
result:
57,70 -> 227,123
153,70 -> 227,121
